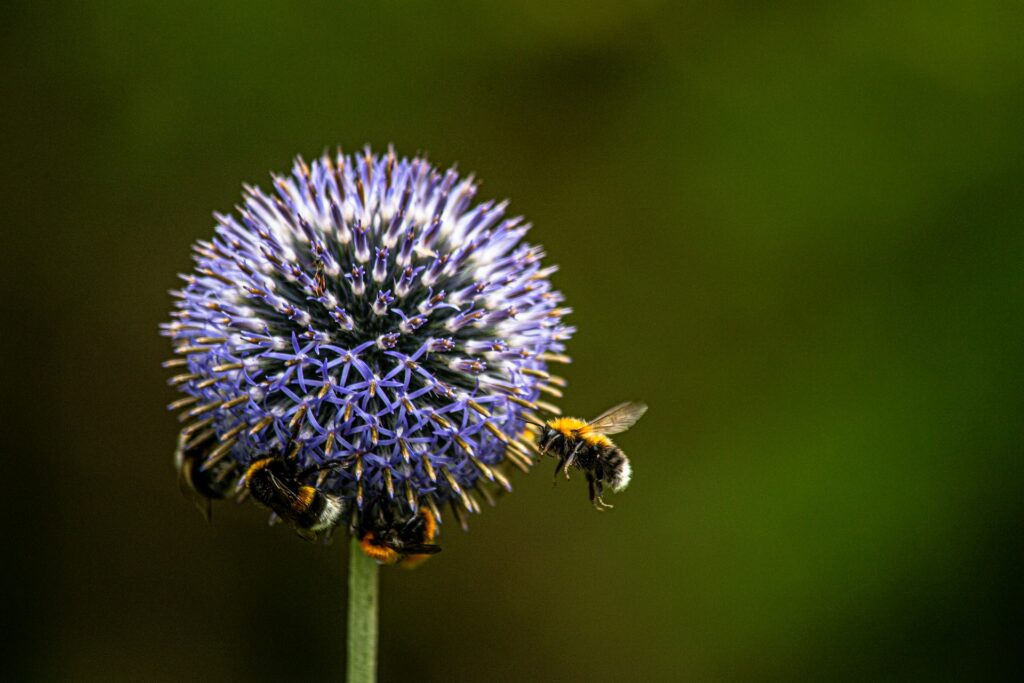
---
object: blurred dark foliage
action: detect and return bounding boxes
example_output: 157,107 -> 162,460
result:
3,2 -> 1022,681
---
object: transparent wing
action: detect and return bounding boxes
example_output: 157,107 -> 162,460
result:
265,469 -> 303,509
587,401 -> 648,435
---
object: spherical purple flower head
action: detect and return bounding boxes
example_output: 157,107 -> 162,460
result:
163,147 -> 573,532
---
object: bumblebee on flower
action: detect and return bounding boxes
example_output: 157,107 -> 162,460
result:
163,147 -> 574,563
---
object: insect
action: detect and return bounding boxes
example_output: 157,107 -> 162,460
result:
358,506 -> 442,568
175,429 -> 238,520
537,401 -> 648,510
242,453 -> 346,541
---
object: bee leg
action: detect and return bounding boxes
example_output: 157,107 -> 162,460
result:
591,477 -> 613,511
294,527 -> 317,543
562,453 -> 575,481
553,457 -> 565,484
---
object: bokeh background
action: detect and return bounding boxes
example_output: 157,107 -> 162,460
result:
5,2 -> 1023,681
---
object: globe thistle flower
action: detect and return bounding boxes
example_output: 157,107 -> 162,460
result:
162,147 -> 573,544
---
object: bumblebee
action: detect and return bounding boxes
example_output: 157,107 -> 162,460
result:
537,401 -> 648,510
358,506 -> 441,568
175,429 -> 238,520
243,454 -> 346,541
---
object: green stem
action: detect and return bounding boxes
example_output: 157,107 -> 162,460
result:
347,536 -> 379,683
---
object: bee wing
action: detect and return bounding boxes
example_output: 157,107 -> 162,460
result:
587,401 -> 648,435
263,469 -> 304,508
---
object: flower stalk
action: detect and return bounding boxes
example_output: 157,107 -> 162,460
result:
347,537 -> 379,683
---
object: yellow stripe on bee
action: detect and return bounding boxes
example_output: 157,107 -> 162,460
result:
547,417 -> 586,435
242,457 -> 274,487
419,508 -> 437,542
295,486 -> 316,512
359,534 -> 400,564
547,417 -> 612,447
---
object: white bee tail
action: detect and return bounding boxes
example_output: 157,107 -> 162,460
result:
611,457 -> 632,492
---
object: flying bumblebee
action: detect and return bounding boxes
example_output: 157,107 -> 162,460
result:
175,429 -> 238,520
358,506 -> 441,568
242,453 -> 346,541
537,401 -> 648,510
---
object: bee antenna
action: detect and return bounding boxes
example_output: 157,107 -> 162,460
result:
518,417 -> 546,428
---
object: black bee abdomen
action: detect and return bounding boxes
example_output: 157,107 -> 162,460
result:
575,444 -> 600,469
600,447 -> 627,484
247,469 -> 276,506
190,458 -> 235,499
190,468 -> 229,500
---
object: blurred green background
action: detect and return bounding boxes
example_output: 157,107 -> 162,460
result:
5,2 -> 1023,681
